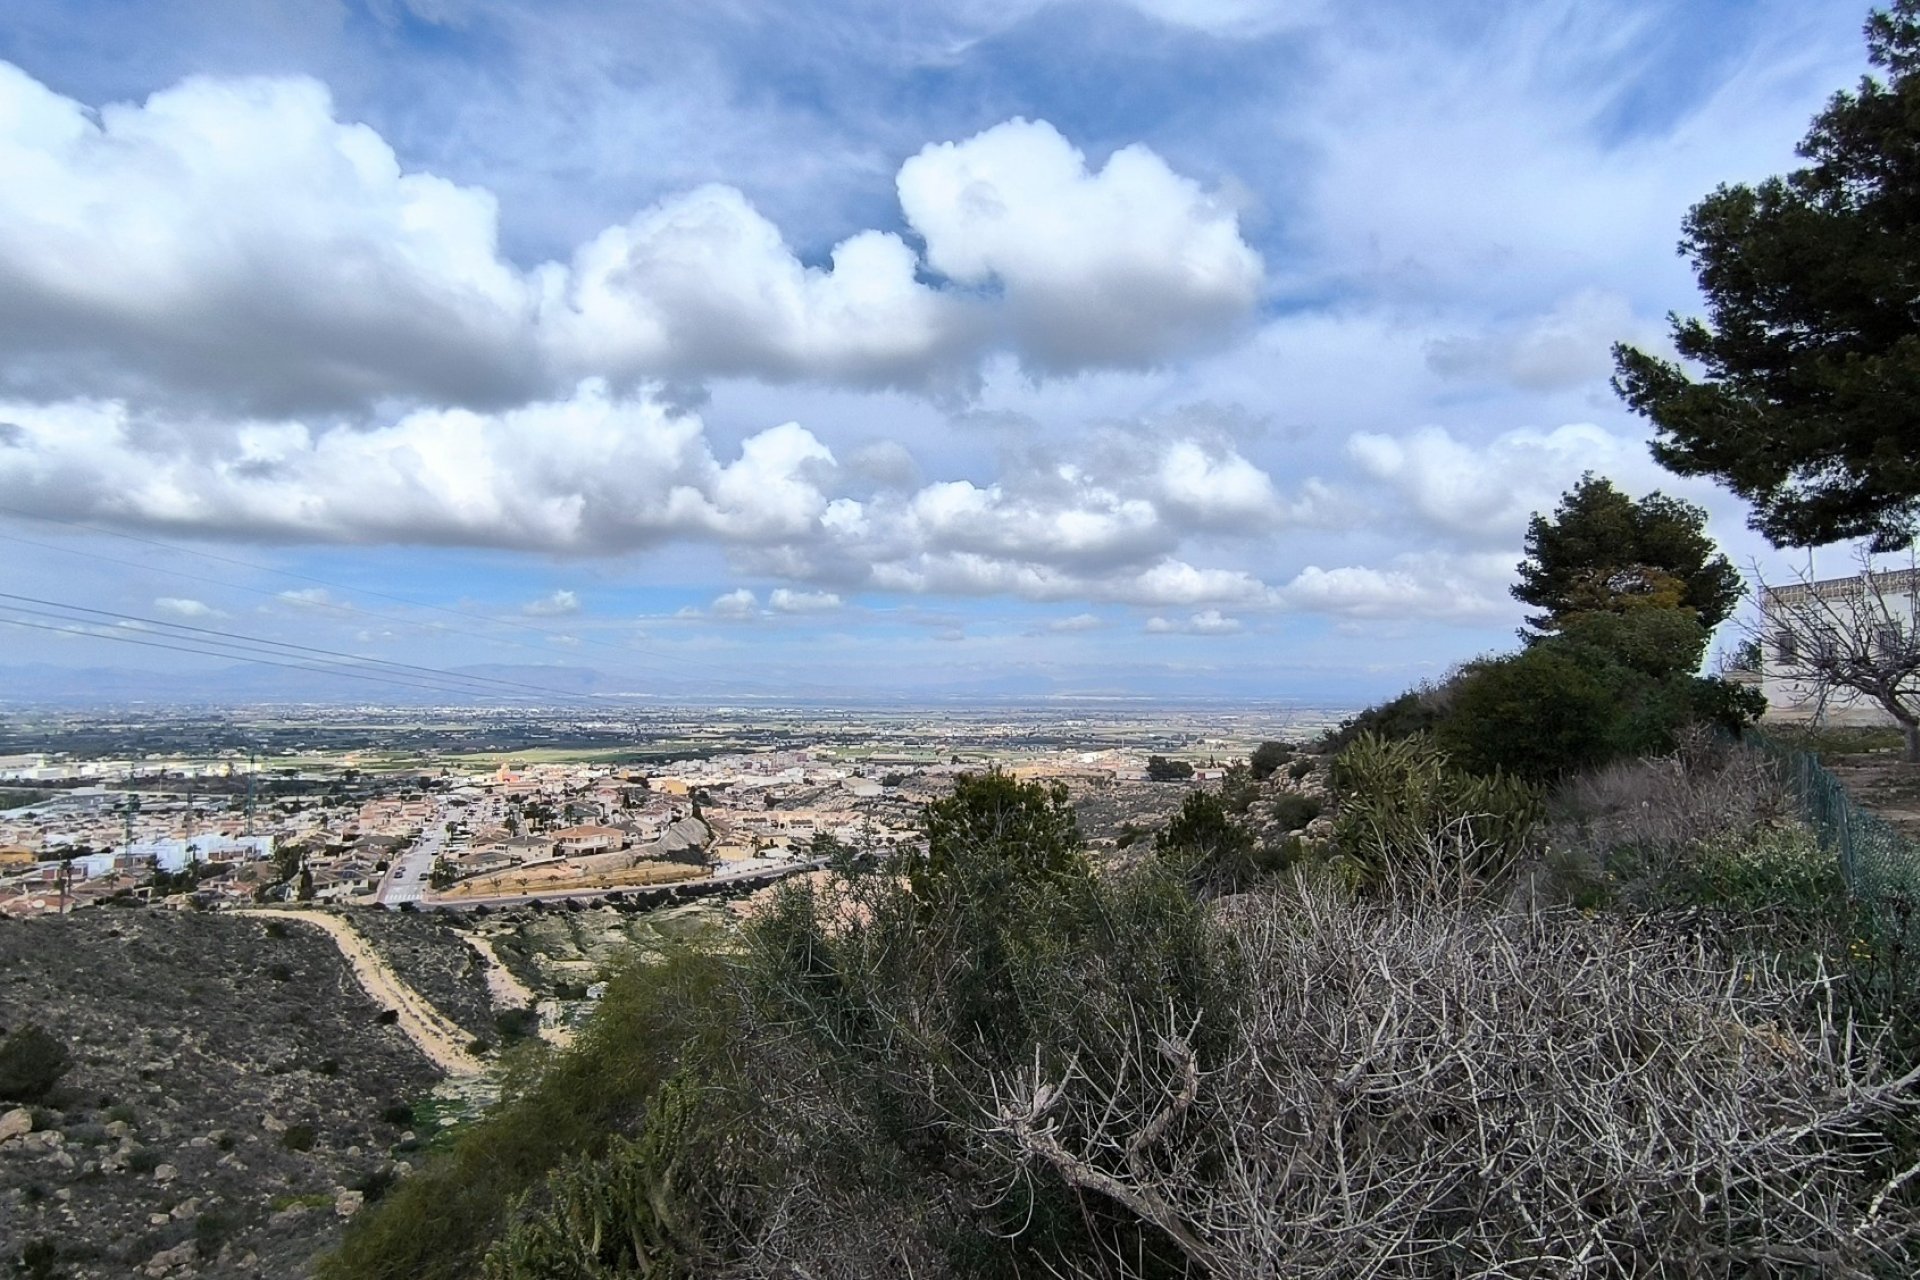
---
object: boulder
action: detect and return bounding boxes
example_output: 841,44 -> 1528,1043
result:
0,1107 -> 32,1143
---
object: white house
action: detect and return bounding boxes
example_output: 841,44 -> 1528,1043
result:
1760,567 -> 1919,727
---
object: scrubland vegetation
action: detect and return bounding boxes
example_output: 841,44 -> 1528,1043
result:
320,457 -> 1920,1277
323,736 -> 1920,1278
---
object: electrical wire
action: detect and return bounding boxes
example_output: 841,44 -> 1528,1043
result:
0,614 -> 561,701
0,592 -> 604,702
0,508 -> 839,699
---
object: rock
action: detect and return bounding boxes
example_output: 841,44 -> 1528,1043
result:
149,1212 -> 171,1225
170,1196 -> 201,1220
143,1240 -> 196,1276
334,1187 -> 365,1218
153,1162 -> 178,1182
261,1114 -> 287,1134
105,1120 -> 132,1140
0,1107 -> 32,1142
268,1202 -> 310,1226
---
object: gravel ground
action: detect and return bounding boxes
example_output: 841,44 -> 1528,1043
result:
340,908 -> 499,1041
0,909 -> 438,1280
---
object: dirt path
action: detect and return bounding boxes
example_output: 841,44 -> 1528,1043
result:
461,933 -> 574,1047
244,908 -> 484,1076
1826,754 -> 1920,842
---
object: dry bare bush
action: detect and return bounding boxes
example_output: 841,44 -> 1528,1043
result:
1547,731 -> 1794,889
986,877 -> 1920,1278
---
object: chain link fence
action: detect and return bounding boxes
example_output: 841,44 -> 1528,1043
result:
1751,733 -> 1920,956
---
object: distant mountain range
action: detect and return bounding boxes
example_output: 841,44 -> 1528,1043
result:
0,660 -> 1364,710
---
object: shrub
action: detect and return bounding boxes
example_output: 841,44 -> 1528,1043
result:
1434,646 -> 1628,780
1542,736 -> 1797,908
1269,792 -> 1322,832
265,962 -> 293,982
1249,740 -> 1290,780
324,945 -> 739,1280
281,1123 -> 317,1152
193,1210 -> 234,1259
0,1025 -> 70,1104
127,1146 -> 164,1174
1329,733 -> 1541,894
1145,755 -> 1193,782
494,1009 -> 539,1043
985,885 -> 1920,1277
481,1075 -> 727,1278
1286,757 -> 1314,781
14,1239 -> 59,1280
1155,791 -> 1278,897
1315,689 -> 1445,755
380,1102 -> 414,1128
1673,823 -> 1842,915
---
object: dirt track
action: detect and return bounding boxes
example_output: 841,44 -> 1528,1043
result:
243,908 -> 484,1076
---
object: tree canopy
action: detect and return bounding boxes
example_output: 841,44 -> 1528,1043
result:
1512,474 -> 1742,635
1612,1 -> 1920,550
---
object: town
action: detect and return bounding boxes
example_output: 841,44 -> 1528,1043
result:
0,704 -> 1345,916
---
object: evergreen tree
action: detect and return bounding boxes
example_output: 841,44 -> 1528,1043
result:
1513,475 -> 1741,635
1613,2 -> 1920,550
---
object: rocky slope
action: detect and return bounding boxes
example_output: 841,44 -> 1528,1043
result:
0,909 -> 438,1279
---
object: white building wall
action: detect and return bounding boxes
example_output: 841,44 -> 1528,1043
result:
1760,572 -> 1917,727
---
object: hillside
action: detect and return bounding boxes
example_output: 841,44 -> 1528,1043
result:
0,910 -> 439,1278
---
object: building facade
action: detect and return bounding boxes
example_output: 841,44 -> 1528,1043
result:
1759,568 -> 1919,726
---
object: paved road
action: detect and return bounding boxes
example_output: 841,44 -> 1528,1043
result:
375,825 -> 443,907
243,907 -> 484,1076
417,859 -> 824,912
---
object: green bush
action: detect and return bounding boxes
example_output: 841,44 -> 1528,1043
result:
0,1025 -> 70,1105
1155,790 -> 1283,896
1434,611 -> 1764,782
1270,792 -> 1322,832
1249,740 -> 1290,780
494,1008 -> 540,1043
1434,647 -> 1628,780
1316,689 -> 1445,755
1145,754 -> 1194,782
281,1123 -> 317,1152
481,1075 -> 727,1279
1287,758 -> 1314,781
1330,733 -> 1542,893
1672,823 -> 1842,915
323,944 -> 739,1280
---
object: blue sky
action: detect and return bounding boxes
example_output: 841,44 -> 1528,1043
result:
0,0 -> 1885,703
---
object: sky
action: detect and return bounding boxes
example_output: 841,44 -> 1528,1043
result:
0,0 -> 1889,705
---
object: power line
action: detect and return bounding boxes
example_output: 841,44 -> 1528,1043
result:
0,508 -> 840,699
0,592 -> 602,702
0,615 -> 557,701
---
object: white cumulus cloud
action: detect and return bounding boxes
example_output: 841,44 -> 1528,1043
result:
152,597 -> 220,619
898,118 -> 1263,372
768,588 -> 843,613
0,64 -> 1261,411
521,589 -> 580,616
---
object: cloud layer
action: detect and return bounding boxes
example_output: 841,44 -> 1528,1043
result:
0,65 -> 1261,413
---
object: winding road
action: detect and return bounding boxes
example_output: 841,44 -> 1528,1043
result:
243,908 -> 484,1076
